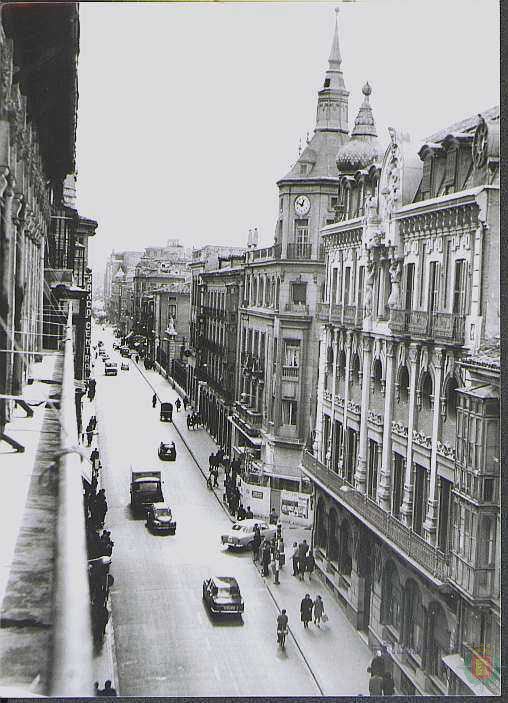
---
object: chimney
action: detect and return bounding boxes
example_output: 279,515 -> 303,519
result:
247,229 -> 252,248
253,228 -> 259,248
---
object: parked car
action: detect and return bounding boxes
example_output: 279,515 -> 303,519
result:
121,361 -> 129,371
220,518 -> 276,550
145,502 -> 176,534
202,576 -> 244,615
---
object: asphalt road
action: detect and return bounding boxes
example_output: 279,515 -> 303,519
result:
93,328 -> 321,696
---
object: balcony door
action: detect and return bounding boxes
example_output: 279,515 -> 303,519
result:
404,263 -> 415,310
452,259 -> 467,314
428,261 -> 439,313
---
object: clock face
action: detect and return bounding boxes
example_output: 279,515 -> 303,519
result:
294,195 -> 311,216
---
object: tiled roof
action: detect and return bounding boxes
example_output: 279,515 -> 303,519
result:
426,105 -> 499,143
279,129 -> 346,182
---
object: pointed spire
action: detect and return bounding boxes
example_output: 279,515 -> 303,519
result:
328,7 -> 342,67
351,82 -> 377,138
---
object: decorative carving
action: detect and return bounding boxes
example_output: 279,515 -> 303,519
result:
392,421 -> 408,438
472,115 -> 488,168
387,259 -> 402,309
364,261 -> 376,317
412,429 -> 432,449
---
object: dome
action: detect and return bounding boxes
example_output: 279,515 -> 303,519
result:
336,138 -> 380,173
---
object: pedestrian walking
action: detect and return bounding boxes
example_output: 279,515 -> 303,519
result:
90,447 -> 100,472
237,503 -> 246,520
269,507 -> 278,525
272,553 -> 280,585
152,393 -> 157,408
313,595 -> 324,626
175,398 -> 181,412
245,505 -> 253,519
368,649 -> 386,677
86,429 -> 93,447
298,539 -> 309,580
368,673 -> 384,696
183,395 -> 189,411
300,593 -> 313,628
382,672 -> 395,695
261,542 -> 271,577
291,542 -> 299,577
305,550 -> 316,580
252,524 -> 261,562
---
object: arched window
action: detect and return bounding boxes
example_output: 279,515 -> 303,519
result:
315,498 -> 327,549
327,509 -> 339,562
421,372 -> 433,410
350,353 -> 360,383
381,560 -> 402,632
399,365 -> 410,403
372,358 -> 383,394
339,520 -> 352,577
444,376 -> 459,421
403,579 -> 424,657
427,602 -> 449,682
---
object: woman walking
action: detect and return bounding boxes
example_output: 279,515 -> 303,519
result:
313,595 -> 324,627
300,593 -> 313,629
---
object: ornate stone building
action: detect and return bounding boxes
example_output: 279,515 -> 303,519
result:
303,107 -> 499,694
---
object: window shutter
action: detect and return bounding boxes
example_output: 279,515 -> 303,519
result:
445,149 -> 457,186
422,156 -> 432,194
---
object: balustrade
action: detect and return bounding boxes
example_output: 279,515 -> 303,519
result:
431,312 -> 465,345
282,365 -> 299,380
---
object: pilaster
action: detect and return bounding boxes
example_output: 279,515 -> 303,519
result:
423,347 -> 444,543
355,335 -> 372,491
400,343 -> 419,527
378,340 -> 396,510
313,326 -> 328,455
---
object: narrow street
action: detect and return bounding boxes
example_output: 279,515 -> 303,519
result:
93,328 -> 321,696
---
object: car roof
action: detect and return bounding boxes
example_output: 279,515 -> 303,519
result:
152,502 -> 171,510
211,576 -> 239,588
235,518 -> 265,527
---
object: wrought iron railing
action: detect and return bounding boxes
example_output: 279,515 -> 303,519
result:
301,450 -> 448,581
286,242 -> 312,260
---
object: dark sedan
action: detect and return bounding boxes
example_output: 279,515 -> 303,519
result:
145,503 -> 176,534
202,576 -> 244,616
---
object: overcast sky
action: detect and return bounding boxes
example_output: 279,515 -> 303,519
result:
75,1 -> 499,281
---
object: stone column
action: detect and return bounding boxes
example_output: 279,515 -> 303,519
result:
355,335 -> 372,492
313,325 -> 328,456
12,202 -> 26,395
342,330 -> 352,469
326,331 -> 338,467
423,347 -> 444,544
378,340 -> 396,510
400,343 -> 419,527
37,238 -> 44,352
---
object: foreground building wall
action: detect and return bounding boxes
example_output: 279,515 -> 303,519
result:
304,108 -> 499,695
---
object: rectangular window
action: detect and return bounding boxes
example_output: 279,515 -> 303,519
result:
428,261 -> 439,313
282,399 -> 297,426
367,439 -> 379,500
413,464 -> 429,536
294,219 -> 309,244
343,267 -> 351,305
331,268 -> 338,303
345,429 -> 357,484
405,263 -> 415,310
333,420 -> 343,473
284,340 -> 300,367
322,414 -> 331,459
437,478 -> 452,552
422,156 -> 432,194
453,259 -> 467,314
444,149 -> 457,186
392,454 -> 405,519
291,283 -> 307,305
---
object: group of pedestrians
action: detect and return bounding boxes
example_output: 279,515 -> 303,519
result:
291,539 -> 316,580
367,648 -> 395,695
300,593 -> 326,628
256,525 -> 285,585
84,414 -> 97,447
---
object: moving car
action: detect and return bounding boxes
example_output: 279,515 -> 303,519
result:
130,469 -> 164,516
158,442 -> 176,461
202,576 -> 244,615
121,361 -> 129,371
145,502 -> 176,534
104,361 -> 118,376
120,346 -> 130,357
220,518 -> 276,550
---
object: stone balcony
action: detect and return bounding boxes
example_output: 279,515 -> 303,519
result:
343,304 -> 363,328
316,301 -> 330,321
389,309 -> 466,345
284,301 -> 310,316
301,450 -> 449,582
232,401 -> 262,436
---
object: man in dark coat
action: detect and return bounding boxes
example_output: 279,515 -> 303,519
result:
252,525 -> 262,562
368,649 -> 386,677
261,542 -> 271,576
97,680 -> 117,697
300,593 -> 313,628
298,540 -> 309,580
369,673 -> 384,696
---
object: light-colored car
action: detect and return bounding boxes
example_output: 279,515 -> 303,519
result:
221,518 -> 275,550
121,361 -> 129,371
104,361 -> 118,376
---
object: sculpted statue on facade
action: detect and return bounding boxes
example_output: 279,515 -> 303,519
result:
387,259 -> 402,309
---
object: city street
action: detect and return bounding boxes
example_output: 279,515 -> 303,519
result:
93,328 -> 322,696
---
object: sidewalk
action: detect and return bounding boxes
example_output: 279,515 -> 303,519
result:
141,363 -> 372,696
82,360 -> 118,693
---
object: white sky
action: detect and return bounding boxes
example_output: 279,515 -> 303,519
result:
75,1 -> 499,282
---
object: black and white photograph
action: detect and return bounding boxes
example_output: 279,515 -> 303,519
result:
0,0 -> 500,697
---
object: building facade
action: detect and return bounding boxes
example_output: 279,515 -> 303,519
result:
303,107 -> 499,695
196,254 -> 245,450
153,282 -> 191,381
